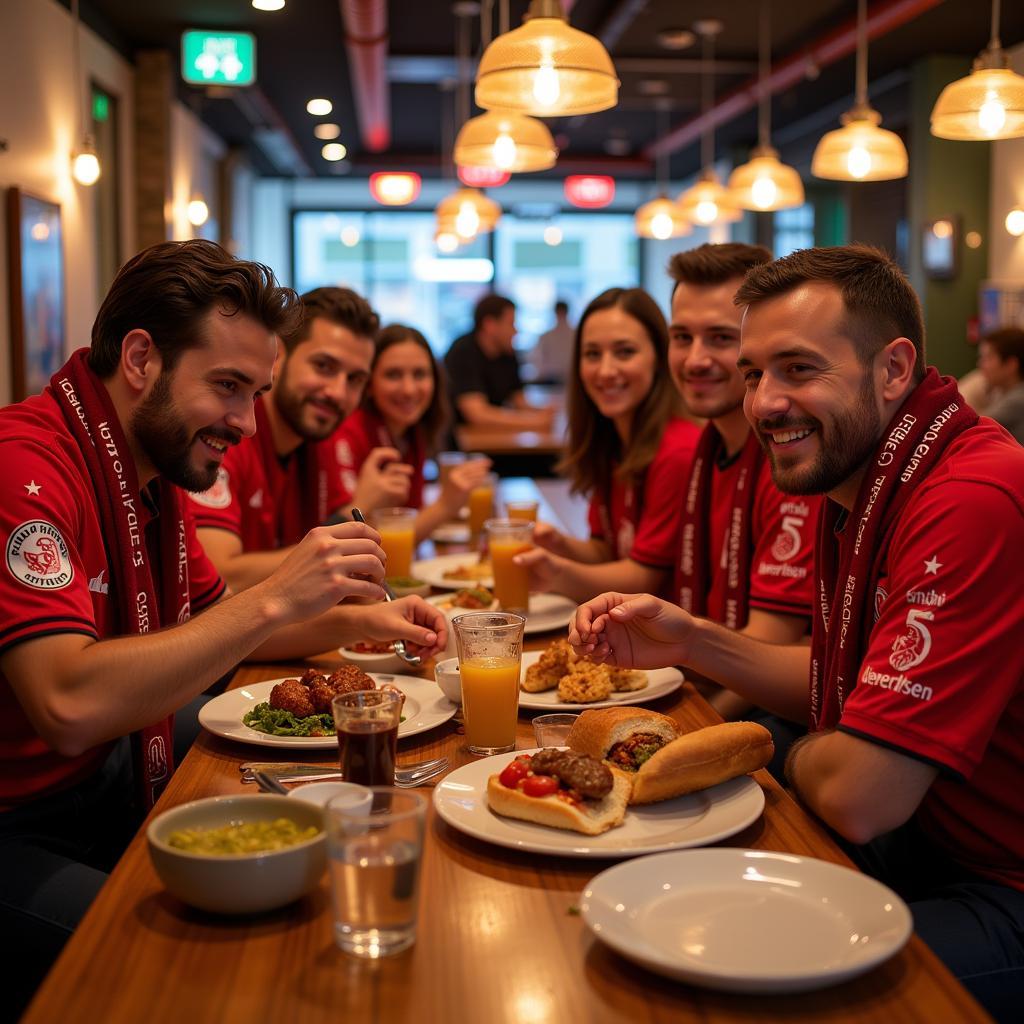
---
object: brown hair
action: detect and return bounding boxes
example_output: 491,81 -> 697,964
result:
473,293 -> 515,331
559,287 -> 681,498
734,244 -> 927,381
365,324 -> 449,452
289,286 -> 379,353
89,239 -> 299,376
668,242 -> 772,289
982,327 -> 1024,371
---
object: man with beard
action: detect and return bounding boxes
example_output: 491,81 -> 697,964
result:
570,245 -> 1024,1019
0,241 -> 445,1004
667,244 -> 820,728
190,286 -> 409,589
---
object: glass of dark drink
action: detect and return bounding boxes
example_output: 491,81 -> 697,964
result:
331,690 -> 402,786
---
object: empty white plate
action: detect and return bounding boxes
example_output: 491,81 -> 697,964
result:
580,848 -> 912,993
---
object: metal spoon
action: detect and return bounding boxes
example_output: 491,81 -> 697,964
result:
351,506 -> 422,667
253,770 -> 289,795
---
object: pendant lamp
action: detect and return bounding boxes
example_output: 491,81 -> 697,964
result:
728,1 -> 804,211
635,103 -> 691,239
930,0 -> 1024,140
436,188 -> 501,239
475,0 -> 618,116
677,20 -> 743,226
70,0 -> 101,186
454,109 -> 557,172
811,0 -> 907,181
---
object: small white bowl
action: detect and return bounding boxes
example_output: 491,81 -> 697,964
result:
387,577 -> 433,598
147,794 -> 326,914
434,657 -> 462,705
288,781 -> 372,812
339,644 -> 407,674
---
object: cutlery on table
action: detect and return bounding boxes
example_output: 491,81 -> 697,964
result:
240,757 -> 448,786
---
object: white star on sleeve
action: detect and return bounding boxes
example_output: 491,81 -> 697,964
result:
923,555 -> 942,575
24,480 -> 41,496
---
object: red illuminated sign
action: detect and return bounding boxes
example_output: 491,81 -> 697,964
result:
564,175 -> 615,209
457,166 -> 511,188
368,172 -> 421,206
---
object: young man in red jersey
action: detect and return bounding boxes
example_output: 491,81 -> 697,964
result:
0,241 -> 444,1002
571,245 -> 1024,1018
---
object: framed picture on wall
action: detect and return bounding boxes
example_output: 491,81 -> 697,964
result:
921,216 -> 958,281
6,187 -> 66,400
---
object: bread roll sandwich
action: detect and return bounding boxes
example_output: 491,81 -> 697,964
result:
566,708 -> 773,805
485,749 -> 631,835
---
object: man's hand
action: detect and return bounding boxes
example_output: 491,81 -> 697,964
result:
569,592 -> 695,669
532,520 -> 571,556
438,457 -> 492,517
360,596 -> 447,659
352,447 -> 413,510
257,522 -> 386,623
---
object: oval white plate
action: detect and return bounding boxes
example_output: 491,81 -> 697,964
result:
517,650 -> 684,710
412,552 -> 494,590
432,749 -> 764,858
198,674 -> 456,749
580,848 -> 912,993
428,591 -> 576,636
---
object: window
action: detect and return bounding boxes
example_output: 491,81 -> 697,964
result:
773,203 -> 815,259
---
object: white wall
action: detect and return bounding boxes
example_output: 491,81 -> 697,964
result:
170,105 -> 226,242
988,43 -> 1024,284
0,0 -> 135,405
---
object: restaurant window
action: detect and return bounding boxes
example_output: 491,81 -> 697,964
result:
773,203 -> 815,259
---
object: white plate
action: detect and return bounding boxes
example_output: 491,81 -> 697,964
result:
430,523 -> 471,544
580,849 -> 912,993
432,749 -> 764,858
412,552 -> 494,590
517,650 -> 683,710
198,674 -> 457,750
428,592 -> 576,636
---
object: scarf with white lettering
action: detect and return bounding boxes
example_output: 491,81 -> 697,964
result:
252,397 -> 335,540
810,369 -> 977,730
676,425 -> 763,629
52,350 -> 188,809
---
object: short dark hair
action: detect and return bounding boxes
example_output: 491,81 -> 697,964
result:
982,327 -> 1024,370
89,240 -> 299,377
734,244 -> 927,382
473,293 -> 515,331
555,300 -> 569,316
668,243 -> 772,290
289,286 -> 379,352
366,324 -> 448,451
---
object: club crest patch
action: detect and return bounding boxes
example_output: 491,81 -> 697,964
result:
6,519 -> 74,590
189,467 -> 232,509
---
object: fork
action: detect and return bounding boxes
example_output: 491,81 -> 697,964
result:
240,757 -> 448,785
252,761 -> 447,791
351,506 -> 421,667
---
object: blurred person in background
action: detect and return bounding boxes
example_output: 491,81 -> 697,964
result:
332,323 -> 492,540
529,299 -> 574,385
977,327 -> 1024,444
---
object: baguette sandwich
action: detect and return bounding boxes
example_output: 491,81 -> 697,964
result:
566,708 -> 773,805
485,748 -> 631,835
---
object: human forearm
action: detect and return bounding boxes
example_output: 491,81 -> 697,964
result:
557,535 -> 610,563
216,547 -> 294,592
457,396 -> 552,431
549,558 -> 665,604
249,603 -> 373,661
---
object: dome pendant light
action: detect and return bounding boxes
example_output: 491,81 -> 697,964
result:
454,109 -> 557,173
728,1 -> 804,211
811,0 -> 907,181
475,0 -> 619,116
930,0 -> 1024,140
437,188 -> 502,238
635,102 -> 691,240
678,21 -> 743,227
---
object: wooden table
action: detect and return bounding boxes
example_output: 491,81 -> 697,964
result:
455,386 -> 567,467
23,648 -> 987,1024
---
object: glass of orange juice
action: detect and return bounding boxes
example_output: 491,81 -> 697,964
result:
467,472 -> 497,537
373,507 -> 416,579
485,518 -> 533,615
452,611 -> 525,755
505,500 -> 538,523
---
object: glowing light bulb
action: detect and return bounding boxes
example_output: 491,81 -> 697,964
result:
694,200 -> 718,225
455,201 -> 480,238
492,132 -> 518,170
340,226 -> 360,247
650,211 -> 674,240
543,225 -> 562,246
978,92 -> 1007,136
751,175 -> 778,210
72,151 -> 101,186
1005,209 -> 1024,237
847,144 -> 871,180
187,199 -> 209,226
533,62 -> 561,108
437,231 -> 459,253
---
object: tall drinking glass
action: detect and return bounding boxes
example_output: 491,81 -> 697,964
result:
485,518 -> 533,615
505,500 -> 539,523
467,473 -> 497,537
373,507 -> 416,578
452,611 -> 525,755
326,788 -> 427,958
332,690 -> 402,785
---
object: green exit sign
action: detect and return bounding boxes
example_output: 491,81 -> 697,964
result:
181,31 -> 256,87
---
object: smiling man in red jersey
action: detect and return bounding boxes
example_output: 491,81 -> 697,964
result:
0,241 -> 445,1010
571,246 -> 1024,1018
667,244 -> 821,727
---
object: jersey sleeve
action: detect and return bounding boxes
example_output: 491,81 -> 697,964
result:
0,440 -> 99,654
838,479 -> 1024,779
186,445 -> 249,537
748,473 -> 819,618
182,503 -> 227,613
629,421 -> 699,569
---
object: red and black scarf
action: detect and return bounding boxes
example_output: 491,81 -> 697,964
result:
810,369 -> 977,730
51,349 -> 190,809
676,425 -> 764,629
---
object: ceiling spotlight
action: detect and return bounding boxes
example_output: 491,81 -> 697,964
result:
321,143 -> 347,161
306,98 -> 333,116
657,28 -> 695,51
252,0 -> 285,10
314,123 -> 341,140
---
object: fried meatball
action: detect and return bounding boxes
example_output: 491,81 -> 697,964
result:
328,665 -> 376,695
308,678 -> 340,715
298,668 -> 325,688
269,678 -> 316,718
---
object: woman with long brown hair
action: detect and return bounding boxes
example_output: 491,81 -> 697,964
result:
519,287 -> 700,601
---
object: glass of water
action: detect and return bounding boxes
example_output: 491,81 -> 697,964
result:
325,788 -> 427,958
